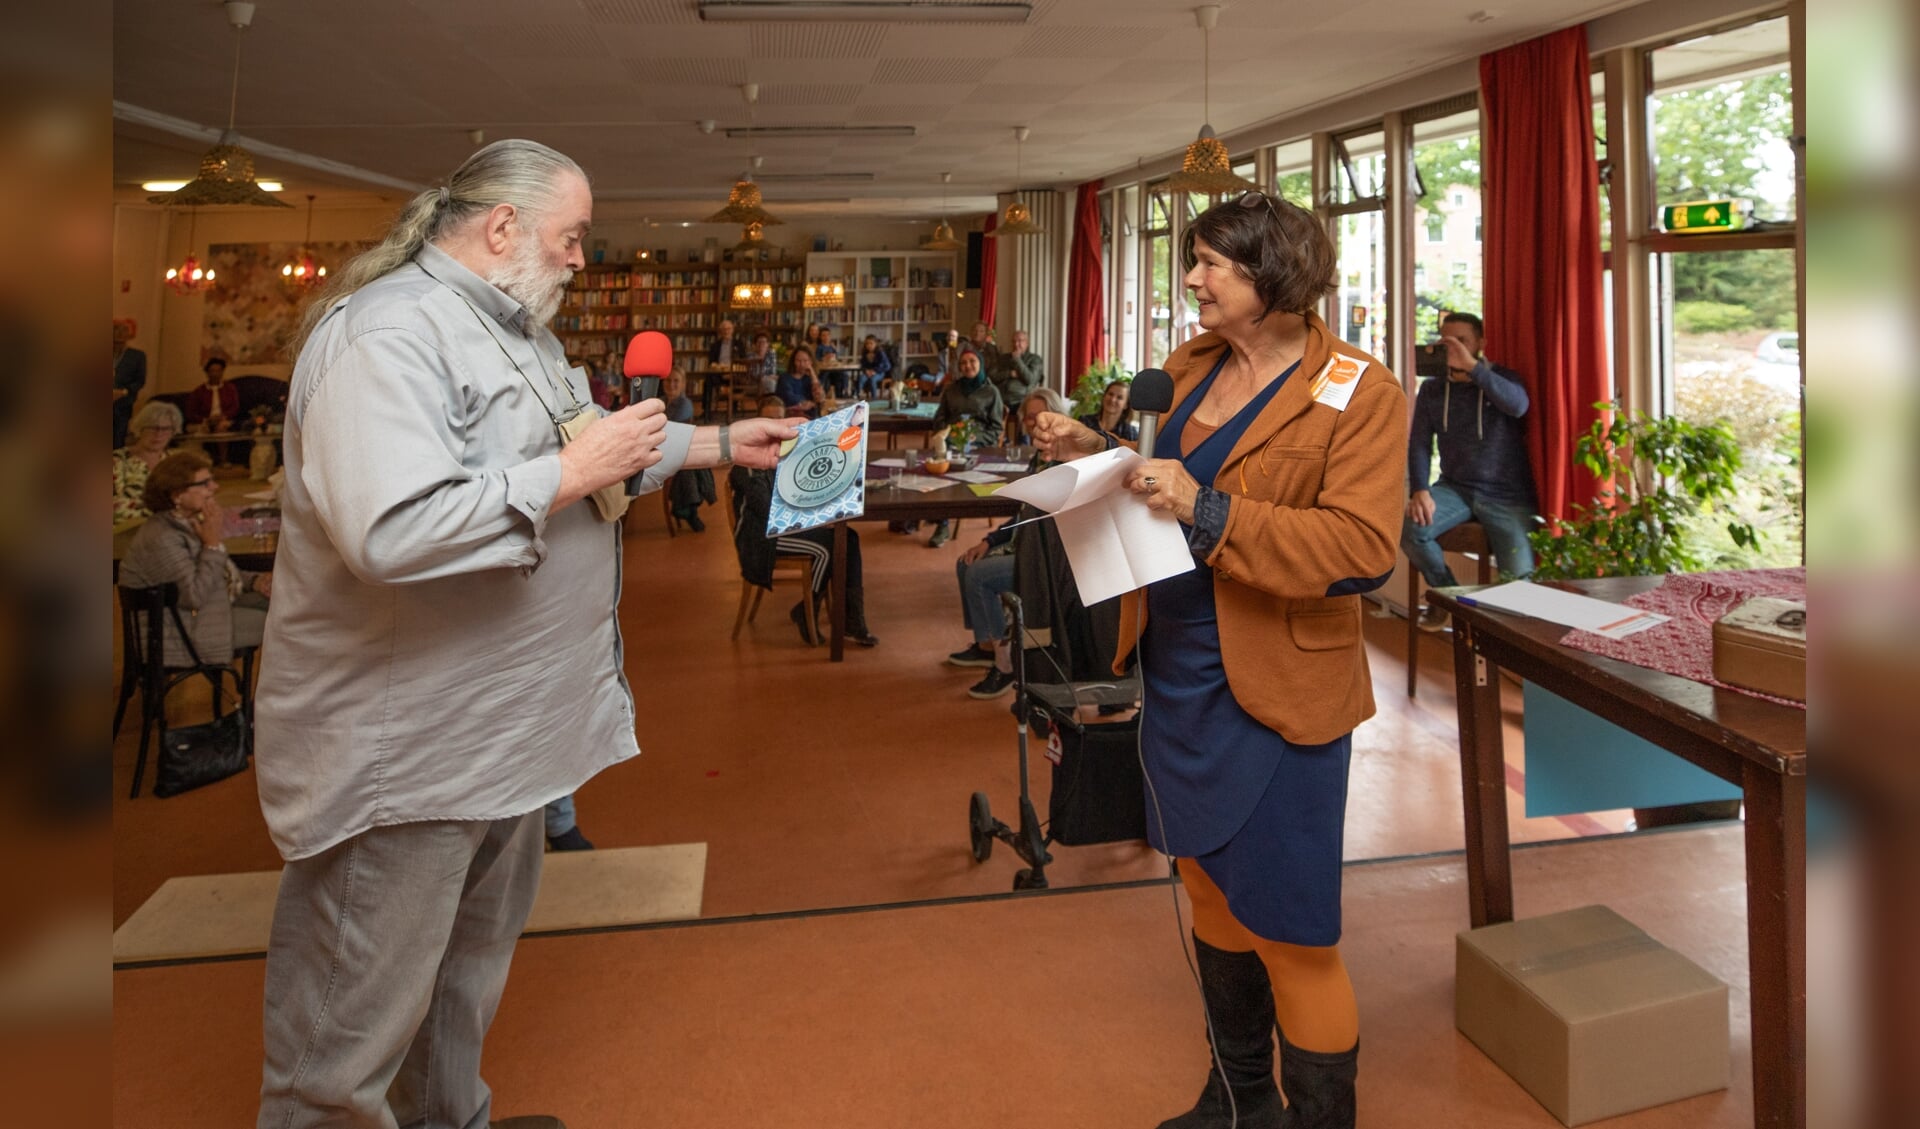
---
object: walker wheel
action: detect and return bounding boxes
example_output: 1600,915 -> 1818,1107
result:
969,791 -> 994,862
1013,868 -> 1049,891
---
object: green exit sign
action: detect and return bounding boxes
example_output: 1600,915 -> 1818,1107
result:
1661,198 -> 1752,234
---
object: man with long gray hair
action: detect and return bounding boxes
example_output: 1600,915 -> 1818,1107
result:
252,139 -> 794,1129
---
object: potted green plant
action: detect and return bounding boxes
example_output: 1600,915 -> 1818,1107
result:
1527,400 -> 1758,579
1068,357 -> 1134,422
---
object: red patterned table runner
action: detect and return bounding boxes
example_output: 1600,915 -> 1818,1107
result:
1557,568 -> 1806,708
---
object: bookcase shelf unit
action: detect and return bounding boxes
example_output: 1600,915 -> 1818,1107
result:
804,250 -> 956,363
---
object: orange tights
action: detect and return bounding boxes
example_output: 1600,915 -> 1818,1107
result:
1181,859 -> 1359,1053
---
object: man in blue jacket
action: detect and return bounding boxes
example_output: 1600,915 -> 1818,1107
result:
1403,312 -> 1537,630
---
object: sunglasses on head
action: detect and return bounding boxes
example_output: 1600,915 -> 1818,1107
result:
1235,190 -> 1281,220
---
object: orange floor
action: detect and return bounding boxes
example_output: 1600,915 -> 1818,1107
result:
111,502 -> 1623,926
113,500 -> 1747,1126
113,824 -> 1753,1127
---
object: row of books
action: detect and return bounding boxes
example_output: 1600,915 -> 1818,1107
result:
566,290 -> 629,309
907,303 -> 951,321
567,273 -> 632,290
631,271 -> 716,288
634,312 -> 720,330
630,289 -> 719,305
554,313 -> 631,332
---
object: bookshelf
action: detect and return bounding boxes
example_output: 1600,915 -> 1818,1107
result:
556,259 -> 839,415
804,250 -> 956,363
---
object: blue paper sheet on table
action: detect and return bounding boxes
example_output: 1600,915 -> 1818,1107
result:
766,402 -> 869,537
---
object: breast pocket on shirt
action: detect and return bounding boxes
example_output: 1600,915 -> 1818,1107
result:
1237,442 -> 1326,506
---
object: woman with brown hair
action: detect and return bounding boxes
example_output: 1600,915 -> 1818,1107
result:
1030,191 -> 1406,1129
118,450 -> 272,667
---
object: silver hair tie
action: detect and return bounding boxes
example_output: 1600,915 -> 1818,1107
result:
437,186 -> 451,206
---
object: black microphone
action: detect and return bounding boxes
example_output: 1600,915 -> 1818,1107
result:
622,330 -> 674,495
1127,368 -> 1175,459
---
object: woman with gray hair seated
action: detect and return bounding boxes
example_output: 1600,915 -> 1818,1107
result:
113,399 -> 184,525
118,450 -> 271,667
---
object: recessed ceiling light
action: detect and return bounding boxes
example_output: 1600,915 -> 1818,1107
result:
141,179 -> 282,192
699,1 -> 1031,23
1468,9 -> 1498,22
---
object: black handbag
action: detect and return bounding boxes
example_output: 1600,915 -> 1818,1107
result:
153,676 -> 250,798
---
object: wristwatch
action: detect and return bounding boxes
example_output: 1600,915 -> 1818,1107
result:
717,423 -> 732,464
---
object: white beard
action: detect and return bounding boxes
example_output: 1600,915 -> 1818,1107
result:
488,236 -> 572,327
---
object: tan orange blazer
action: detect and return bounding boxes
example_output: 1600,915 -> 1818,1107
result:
1114,313 -> 1408,745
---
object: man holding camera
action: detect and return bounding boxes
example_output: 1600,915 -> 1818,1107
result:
1402,312 -> 1536,630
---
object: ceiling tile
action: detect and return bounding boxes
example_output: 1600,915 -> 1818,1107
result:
581,0 -> 702,22
749,23 -> 888,60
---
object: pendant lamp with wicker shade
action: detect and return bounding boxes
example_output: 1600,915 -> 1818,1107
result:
149,2 -> 290,209
985,127 -> 1044,238
707,87 -> 784,226
923,172 -> 965,250
1165,5 -> 1257,196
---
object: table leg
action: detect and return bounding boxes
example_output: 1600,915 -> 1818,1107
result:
1741,764 -> 1806,1129
1452,623 -> 1513,927
829,521 -> 848,661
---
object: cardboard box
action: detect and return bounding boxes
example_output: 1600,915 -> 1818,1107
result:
1455,905 -> 1728,1126
1713,597 -> 1806,701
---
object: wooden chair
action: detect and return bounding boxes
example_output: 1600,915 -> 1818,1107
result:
727,475 -> 824,644
1405,521 -> 1494,699
731,556 -> 826,645
114,583 -> 257,798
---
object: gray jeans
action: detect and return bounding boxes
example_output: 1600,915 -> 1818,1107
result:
257,812 -> 544,1129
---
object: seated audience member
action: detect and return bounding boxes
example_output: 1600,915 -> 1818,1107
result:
930,328 -> 962,391
991,328 -> 1044,416
581,357 -> 618,410
856,334 -> 891,399
730,396 -> 878,647
746,331 -> 779,395
186,357 -> 244,466
114,400 -> 184,525
924,347 -> 1007,548
947,388 -> 1069,699
967,320 -> 1000,370
816,324 -> 848,396
117,451 -> 271,667
1402,311 -> 1538,631
1080,376 -> 1139,442
775,346 -> 827,418
663,366 -> 716,532
708,318 -> 739,368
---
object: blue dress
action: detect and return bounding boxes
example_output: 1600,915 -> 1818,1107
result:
1140,354 -> 1354,947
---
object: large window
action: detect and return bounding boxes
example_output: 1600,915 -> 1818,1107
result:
1412,107 -> 1482,342
1329,127 -> 1388,359
1145,182 -> 1173,367
1113,184 -> 1141,371
1272,139 -> 1313,208
1648,16 -> 1800,566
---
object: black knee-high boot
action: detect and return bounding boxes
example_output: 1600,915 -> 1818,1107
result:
1157,935 -> 1286,1129
1278,1037 -> 1357,1129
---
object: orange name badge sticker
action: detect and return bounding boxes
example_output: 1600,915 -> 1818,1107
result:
836,425 -> 864,452
1310,354 -> 1368,412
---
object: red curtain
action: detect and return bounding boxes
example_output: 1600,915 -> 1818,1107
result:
1064,178 -> 1107,390
978,209 -> 998,330
1480,26 -> 1608,524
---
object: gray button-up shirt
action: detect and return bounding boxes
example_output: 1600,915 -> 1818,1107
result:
254,244 -> 691,860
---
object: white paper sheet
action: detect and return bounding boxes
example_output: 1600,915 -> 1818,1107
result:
973,461 -> 1030,473
996,447 -> 1195,605
888,473 -> 953,493
869,457 -> 906,468
944,470 -> 1002,484
1456,580 -> 1669,640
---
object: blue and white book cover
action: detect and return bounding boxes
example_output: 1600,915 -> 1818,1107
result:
766,402 -> 868,537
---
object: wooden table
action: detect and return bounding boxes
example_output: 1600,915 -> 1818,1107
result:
866,404 -> 941,449
1428,577 -> 1806,1129
825,451 -> 1030,661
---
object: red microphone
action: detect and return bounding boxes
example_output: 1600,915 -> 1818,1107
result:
622,330 -> 674,404
622,330 -> 675,495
